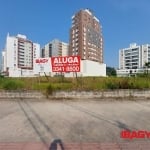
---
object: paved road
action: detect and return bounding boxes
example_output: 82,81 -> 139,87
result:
0,98 -> 150,149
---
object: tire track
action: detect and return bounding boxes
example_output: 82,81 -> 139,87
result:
63,102 -> 135,131
24,101 -> 78,143
24,101 -> 58,138
24,101 -> 90,145
17,100 -> 55,149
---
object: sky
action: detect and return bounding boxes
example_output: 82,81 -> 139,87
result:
0,0 -> 150,68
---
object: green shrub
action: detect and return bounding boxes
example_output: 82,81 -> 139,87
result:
3,80 -> 24,90
106,81 -> 118,89
45,84 -> 53,98
0,75 -> 4,78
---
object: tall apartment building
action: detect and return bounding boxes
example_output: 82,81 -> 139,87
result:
117,43 -> 150,76
41,39 -> 69,57
2,34 -> 40,77
69,9 -> 103,63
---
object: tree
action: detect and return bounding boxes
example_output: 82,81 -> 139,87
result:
106,66 -> 116,76
144,62 -> 150,75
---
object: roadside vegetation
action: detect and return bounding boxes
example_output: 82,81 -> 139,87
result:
0,75 -> 150,94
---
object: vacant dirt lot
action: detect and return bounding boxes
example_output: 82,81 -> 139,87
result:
0,98 -> 150,149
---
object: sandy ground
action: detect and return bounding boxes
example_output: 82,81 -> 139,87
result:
0,98 -> 150,148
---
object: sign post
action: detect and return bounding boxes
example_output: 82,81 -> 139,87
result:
35,58 -> 50,81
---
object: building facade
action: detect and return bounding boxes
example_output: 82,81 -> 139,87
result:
117,43 -> 150,76
69,9 -> 103,63
1,51 -> 6,73
2,34 -> 40,77
41,39 -> 69,58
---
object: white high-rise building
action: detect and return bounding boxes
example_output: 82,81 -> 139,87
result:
41,39 -> 69,58
2,34 -> 40,77
117,43 -> 150,76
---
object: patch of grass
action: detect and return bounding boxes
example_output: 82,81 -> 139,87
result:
0,76 -> 150,91
52,83 -> 73,91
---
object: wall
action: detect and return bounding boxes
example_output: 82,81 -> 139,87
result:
52,89 -> 150,99
81,60 -> 106,76
0,90 -> 150,99
0,91 -> 44,99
